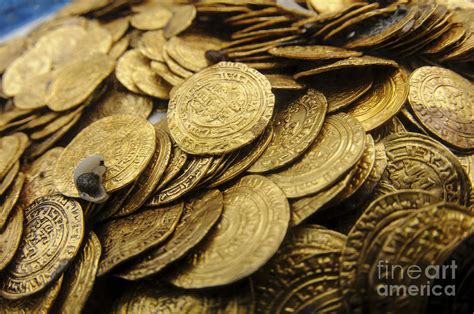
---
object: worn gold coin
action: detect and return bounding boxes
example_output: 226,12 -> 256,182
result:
168,175 -> 289,288
0,134 -> 21,179
265,74 -> 305,90
164,5 -> 197,39
0,173 -> 24,230
13,71 -> 55,110
0,194 -> 84,299
347,68 -> 408,131
268,113 -> 366,198
408,66 -> 474,151
47,53 -> 115,112
116,49 -> 150,94
130,8 -> 172,30
54,231 -> 102,314
249,89 -> 327,173
118,189 -> 223,280
0,206 -> 23,271
96,202 -> 183,276
269,45 -> 362,60
116,128 -> 172,217
138,30 -> 166,62
133,65 -> 171,99
150,60 -> 185,86
0,161 -> 19,197
168,62 -> 274,155
0,37 -> 25,74
53,115 -> 156,197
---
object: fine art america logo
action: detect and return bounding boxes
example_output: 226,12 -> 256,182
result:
375,260 -> 457,297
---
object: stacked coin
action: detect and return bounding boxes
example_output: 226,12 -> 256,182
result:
0,0 -> 472,312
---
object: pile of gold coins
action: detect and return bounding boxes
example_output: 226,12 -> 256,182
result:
0,0 -> 472,312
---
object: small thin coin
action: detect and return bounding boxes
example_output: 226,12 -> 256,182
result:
0,173 -> 25,230
268,45 -> 362,60
0,161 -> 19,197
164,5 -> 197,39
0,206 -> 23,271
130,8 -> 172,31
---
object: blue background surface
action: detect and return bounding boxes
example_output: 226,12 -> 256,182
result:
1,0 -> 70,38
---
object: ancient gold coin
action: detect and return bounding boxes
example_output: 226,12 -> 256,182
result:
150,60 -> 185,86
168,175 -> 289,288
268,113 -> 366,198
116,128 -> 172,217
47,53 -> 115,112
96,202 -> 183,276
146,156 -> 213,206
0,173 -> 24,230
408,66 -> 474,151
0,161 -> 19,197
0,37 -> 26,74
0,276 -> 63,313
130,8 -> 173,30
53,115 -> 156,197
155,146 -> 188,192
117,189 -> 223,280
116,49 -> 150,94
376,132 -> 471,205
162,48 -> 193,78
13,71 -> 56,110
265,74 -> 305,90
0,194 -> 84,299
164,5 -> 197,39
0,134 -> 21,179
138,30 -> 167,62
347,68 -> 408,131
269,45 -> 362,60
54,231 -> 101,314
308,68 -> 373,112
0,206 -> 23,271
168,62 -> 274,155
249,89 -> 327,173
102,17 -> 129,42
30,106 -> 84,140
132,65 -> 171,99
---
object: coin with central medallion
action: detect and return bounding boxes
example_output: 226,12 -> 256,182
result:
0,194 -> 84,299
53,115 -> 156,198
167,62 -> 274,155
168,175 -> 289,288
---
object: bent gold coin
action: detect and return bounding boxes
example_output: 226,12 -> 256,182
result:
168,175 -> 289,289
0,194 -> 84,300
168,62 -> 274,155
53,115 -> 156,197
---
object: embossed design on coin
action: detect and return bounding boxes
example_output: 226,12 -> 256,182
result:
168,62 -> 274,155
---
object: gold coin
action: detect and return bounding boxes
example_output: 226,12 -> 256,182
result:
0,134 -> 21,179
166,33 -> 222,72
116,128 -> 172,217
146,156 -> 213,206
150,60 -> 185,86
162,47 -> 194,78
155,145 -> 188,192
109,34 -> 130,59
53,115 -> 156,197
377,132 -> 471,205
265,74 -> 305,90
347,68 -> 408,131
130,7 -> 172,30
370,116 -> 406,143
294,55 -> 398,79
0,206 -> 23,271
268,113 -> 366,198
408,66 -> 474,151
117,189 -> 223,280
164,5 -> 197,39
0,276 -> 63,313
0,37 -> 26,74
102,17 -> 129,42
249,89 -> 327,173
47,53 -> 115,112
290,168 -> 354,226
138,30 -> 166,62
308,68 -> 373,112
13,71 -> 55,110
0,161 -> 19,197
96,202 -> 183,276
0,173 -> 24,230
54,231 -> 101,314
132,65 -> 171,99
116,49 -> 150,94
269,45 -> 362,60
30,106 -> 84,140
168,62 -> 274,155
0,194 -> 84,299
209,125 -> 274,187
93,182 -> 136,223
168,175 -> 289,288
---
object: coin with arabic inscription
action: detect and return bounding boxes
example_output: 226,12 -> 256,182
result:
0,194 -> 84,299
168,175 -> 289,288
53,115 -> 156,197
167,62 -> 274,155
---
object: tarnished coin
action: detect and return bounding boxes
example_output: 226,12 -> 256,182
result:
47,53 -> 115,112
249,89 -> 327,173
96,202 -> 183,276
376,132 -> 471,205
167,62 -> 274,155
147,156 -> 213,206
164,5 -> 197,39
408,66 -> 474,151
347,68 -> 408,131
117,190 -> 223,280
53,115 -> 156,197
0,173 -> 25,230
0,207 -> 23,271
268,45 -> 362,60
54,231 -> 102,314
0,195 -> 84,299
116,128 -> 172,217
0,276 -> 63,313
268,113 -> 366,198
168,175 -> 289,288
